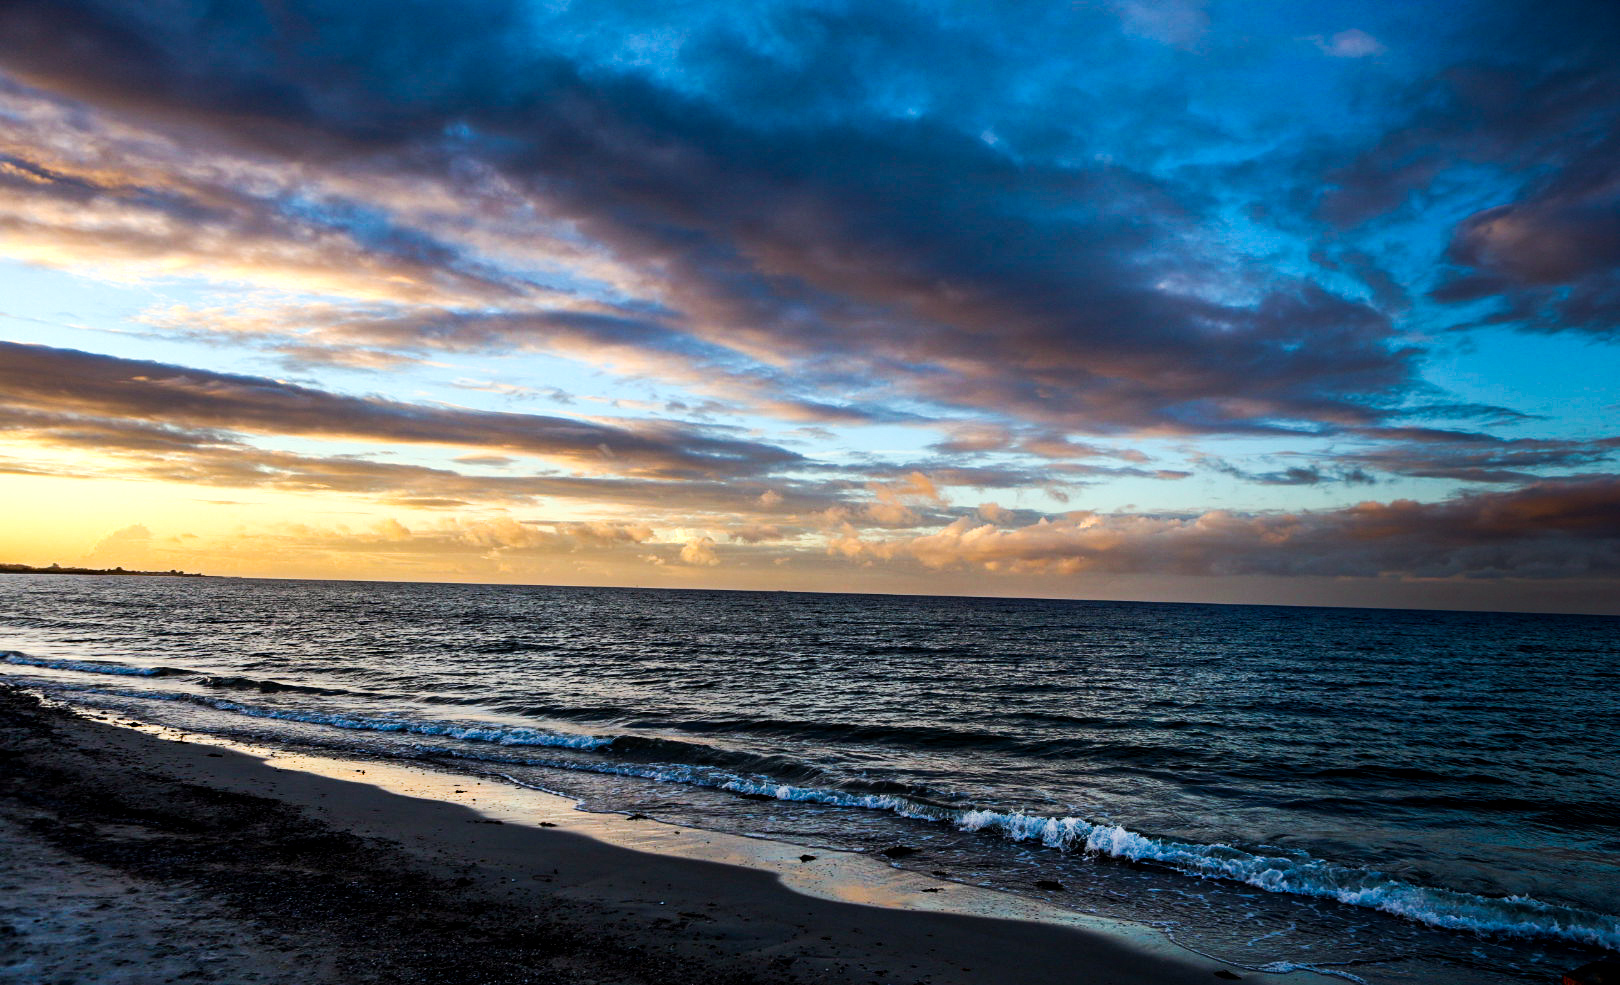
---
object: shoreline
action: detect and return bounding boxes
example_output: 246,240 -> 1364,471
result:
0,684 -> 1327,984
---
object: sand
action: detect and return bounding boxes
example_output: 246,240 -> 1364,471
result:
0,815 -> 329,985
0,685 -> 1329,984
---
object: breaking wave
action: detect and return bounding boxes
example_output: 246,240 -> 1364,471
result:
950,809 -> 1620,951
156,693 -> 617,750
2,651 -> 181,677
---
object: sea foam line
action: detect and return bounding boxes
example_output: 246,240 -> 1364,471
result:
25,677 -> 1620,953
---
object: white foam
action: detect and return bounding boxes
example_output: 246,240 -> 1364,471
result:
1258,961 -> 1369,983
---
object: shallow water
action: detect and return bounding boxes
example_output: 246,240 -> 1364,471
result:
2,575 -> 1616,983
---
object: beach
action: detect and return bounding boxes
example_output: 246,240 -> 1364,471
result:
0,684 -> 1309,985
3,579 -> 1616,984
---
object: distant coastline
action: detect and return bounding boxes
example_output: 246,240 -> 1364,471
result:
0,562 -> 204,578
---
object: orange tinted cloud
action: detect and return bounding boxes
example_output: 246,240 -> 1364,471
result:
833,477 -> 1620,579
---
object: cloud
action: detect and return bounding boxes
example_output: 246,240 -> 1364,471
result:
679,536 -> 720,566
0,0 -> 1616,606
452,516 -> 656,552
929,424 -> 1152,462
1339,429 -> 1620,483
86,523 -> 152,563
0,429 -> 844,515
1111,0 -> 1209,47
729,523 -> 783,544
835,477 -> 1620,579
1311,30 -> 1385,58
1314,2 -> 1620,340
0,341 -> 802,479
0,372 -> 903,529
1433,199 -> 1620,338
0,0 -> 1420,438
1201,457 -> 1376,486
123,515 -> 664,576
143,301 -> 899,427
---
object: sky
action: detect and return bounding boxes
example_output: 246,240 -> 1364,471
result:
0,0 -> 1616,613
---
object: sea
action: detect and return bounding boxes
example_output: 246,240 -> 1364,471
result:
2,575 -> 1616,983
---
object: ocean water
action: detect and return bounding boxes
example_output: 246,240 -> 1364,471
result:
2,576 -> 1616,983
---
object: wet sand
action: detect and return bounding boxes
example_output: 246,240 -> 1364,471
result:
0,685 -> 1325,985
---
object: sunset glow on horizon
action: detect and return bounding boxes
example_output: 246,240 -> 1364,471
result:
2,1 -> 1617,613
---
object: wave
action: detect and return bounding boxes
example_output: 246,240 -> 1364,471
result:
20,677 -> 1620,953
1,651 -> 182,677
34,683 -> 619,751
624,714 -> 1019,752
467,640 -> 564,654
951,810 -> 1620,951
163,693 -> 617,750
5,652 -> 376,700
1304,764 -> 1509,786
0,615 -> 78,630
192,674 -> 358,697
508,708 -> 1224,768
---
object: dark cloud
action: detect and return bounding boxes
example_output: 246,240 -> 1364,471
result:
1434,199 -> 1620,338
1201,457 -> 1375,487
4,343 -> 1157,525
0,405 -> 242,454
1338,431 -> 1620,484
1312,1 -> 1620,338
0,136 -> 522,303
0,428 -> 839,517
0,342 -> 802,479
927,425 -> 1153,462
845,477 -> 1620,579
144,304 -> 904,426
0,0 -> 1418,436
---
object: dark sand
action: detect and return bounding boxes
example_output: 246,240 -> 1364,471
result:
0,685 -> 1322,984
